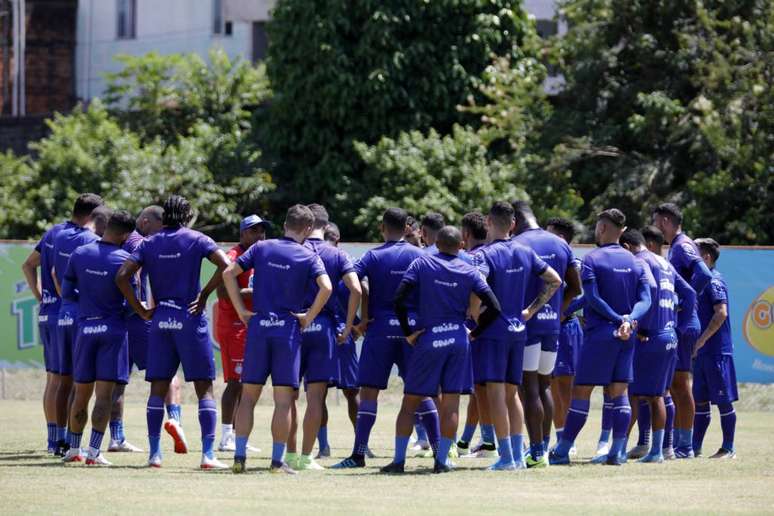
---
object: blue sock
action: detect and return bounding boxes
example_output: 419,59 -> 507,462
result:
555,427 -> 563,444
47,422 -> 57,449
198,399 -> 217,459
542,435 -> 550,452
435,437 -> 453,466
650,429 -> 665,457
88,429 -> 104,454
609,396 -> 631,459
481,424 -> 495,444
693,405 -> 711,452
530,441 -> 545,460
235,436 -> 248,459
498,437 -> 514,463
318,426 -> 329,450
558,399 -> 590,455
68,431 -> 82,450
414,421 -> 429,442
56,425 -> 66,442
417,398 -> 440,452
510,434 -> 524,463
719,403 -> 736,452
271,442 -> 286,467
109,419 -> 124,443
460,424 -> 476,443
146,395 -> 164,457
394,435 -> 410,464
637,399 -> 651,446
599,394 -> 613,443
664,395 -> 675,450
353,400 -> 377,456
166,403 -> 181,422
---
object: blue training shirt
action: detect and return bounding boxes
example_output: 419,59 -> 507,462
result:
697,269 -> 733,356
355,240 -> 425,318
52,221 -> 100,303
35,221 -> 68,315
303,238 -> 355,319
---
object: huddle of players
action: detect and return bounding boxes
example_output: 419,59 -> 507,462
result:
22,192 -> 738,473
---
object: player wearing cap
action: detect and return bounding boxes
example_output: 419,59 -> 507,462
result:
214,215 -> 269,451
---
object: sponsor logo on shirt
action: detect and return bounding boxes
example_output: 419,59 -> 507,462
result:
432,323 -> 460,333
85,268 -> 108,276
302,322 -> 323,333
158,253 -> 181,259
506,266 -> 524,273
432,338 -> 455,348
390,270 -> 408,275
434,279 -> 458,288
83,324 -> 108,335
665,339 -> 678,351
659,298 -> 676,310
58,315 -> 74,326
389,318 -> 417,327
613,267 -> 632,273
539,253 -> 556,260
660,279 -> 675,292
159,318 -> 184,330
268,261 -> 290,270
536,309 -> 558,321
42,292 -> 58,305
260,312 -> 286,328
38,315 -> 48,323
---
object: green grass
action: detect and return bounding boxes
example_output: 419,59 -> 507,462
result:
1,375 -> 773,515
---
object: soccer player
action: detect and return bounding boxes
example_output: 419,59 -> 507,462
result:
59,211 -> 137,464
549,209 -> 652,466
51,193 -> 105,455
476,202 -> 561,470
332,208 -> 426,469
545,217 -> 584,454
290,204 -> 361,470
224,205 -> 332,474
380,226 -> 502,474
404,216 -> 422,247
619,229 -> 696,463
420,212 -> 445,252
214,214 -> 269,451
21,214 -> 69,453
116,195 -> 230,469
512,202 -> 581,468
691,238 -> 738,459
653,203 -> 713,458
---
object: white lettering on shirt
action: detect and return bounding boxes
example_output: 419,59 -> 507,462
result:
85,268 -> 108,276
432,338 -> 455,348
83,324 -> 108,335
268,261 -> 291,270
432,323 -> 460,333
434,279 -> 458,288
158,253 -> 181,259
159,318 -> 183,330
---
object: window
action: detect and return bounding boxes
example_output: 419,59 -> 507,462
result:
213,0 -> 223,34
117,0 -> 136,39
252,22 -> 268,62
225,21 -> 233,36
535,19 -> 558,39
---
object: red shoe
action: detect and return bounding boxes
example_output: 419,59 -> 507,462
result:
164,419 -> 189,454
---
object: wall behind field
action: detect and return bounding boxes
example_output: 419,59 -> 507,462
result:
1,241 -> 772,383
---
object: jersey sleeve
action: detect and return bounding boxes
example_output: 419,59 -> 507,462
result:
199,234 -> 219,258
708,276 -> 728,306
235,243 -> 256,272
34,229 -> 48,253
129,239 -> 145,266
63,250 -> 78,284
580,254 -> 596,283
530,250 -> 549,276
402,257 -> 421,286
354,251 -> 371,280
339,250 -> 355,276
471,268 -> 491,296
309,254 -> 327,280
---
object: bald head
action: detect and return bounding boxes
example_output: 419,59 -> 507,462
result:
137,205 -> 164,237
436,226 -> 463,255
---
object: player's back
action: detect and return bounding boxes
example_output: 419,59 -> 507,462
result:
303,238 -> 354,318
132,226 -> 217,307
122,229 -> 150,303
356,240 -> 424,317
67,241 -> 131,319
581,244 -> 643,331
36,221 -> 68,312
240,237 -> 324,319
409,253 -> 483,326
697,269 -> 733,356
514,228 -> 573,334
52,222 -> 99,290
637,250 -> 678,334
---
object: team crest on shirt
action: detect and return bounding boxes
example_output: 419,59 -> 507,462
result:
507,319 -> 525,333
159,318 -> 184,330
58,315 -> 74,326
665,339 -> 678,351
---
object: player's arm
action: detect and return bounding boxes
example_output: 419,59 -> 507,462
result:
60,255 -> 78,304
190,249 -> 229,315
52,266 -> 62,296
393,279 -> 423,344
116,259 -> 153,320
470,288 -> 502,339
21,250 -> 42,302
294,274 -> 333,329
690,257 -> 713,296
354,276 -> 370,337
223,261 -> 253,324
523,265 -> 561,321
561,264 -> 582,317
565,294 -> 584,316
673,271 -> 697,335
338,271 -> 362,344
694,302 -> 727,356
583,277 -> 624,324
621,265 -> 653,339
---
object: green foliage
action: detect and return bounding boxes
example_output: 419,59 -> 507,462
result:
264,0 -> 534,234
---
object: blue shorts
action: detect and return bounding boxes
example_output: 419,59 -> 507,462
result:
242,315 -> 302,388
127,315 -> 150,371
73,317 -> 129,384
56,303 -> 78,376
39,313 -> 59,373
676,327 -> 699,372
575,324 -> 635,386
357,316 -> 415,390
404,325 -> 469,397
553,318 -> 582,377
693,354 -> 738,405
300,314 -> 337,385
630,331 -> 678,396
336,330 -> 359,390
472,335 -> 526,385
145,304 -> 215,382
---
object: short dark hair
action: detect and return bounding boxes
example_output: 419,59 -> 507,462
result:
545,217 -> 576,243
489,201 -> 514,230
619,228 -> 645,248
406,215 -> 419,230
597,208 -> 626,228
461,211 -> 487,241
382,208 -> 408,232
324,222 -> 340,243
307,203 -> 329,230
695,237 -> 720,262
436,225 -> 463,252
90,205 -> 113,235
511,200 -> 534,226
73,193 -> 104,218
107,210 -> 136,234
162,195 -> 193,227
421,212 -> 445,232
641,225 -> 664,247
653,202 -> 683,226
285,204 -> 315,232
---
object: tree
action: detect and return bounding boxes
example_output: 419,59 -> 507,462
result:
264,0 -> 534,236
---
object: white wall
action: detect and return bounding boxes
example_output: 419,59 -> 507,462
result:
76,0 -> 254,100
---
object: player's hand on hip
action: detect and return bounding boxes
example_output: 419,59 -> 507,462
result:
521,308 -> 534,322
336,325 -> 353,345
238,310 -> 255,326
292,312 -> 313,330
406,329 -> 425,346
138,306 -> 154,321
617,321 -> 632,340
188,294 -> 208,315
354,319 -> 372,338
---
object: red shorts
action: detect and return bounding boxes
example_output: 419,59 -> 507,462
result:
216,317 -> 247,382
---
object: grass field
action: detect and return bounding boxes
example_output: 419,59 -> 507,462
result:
1,372 -> 773,515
